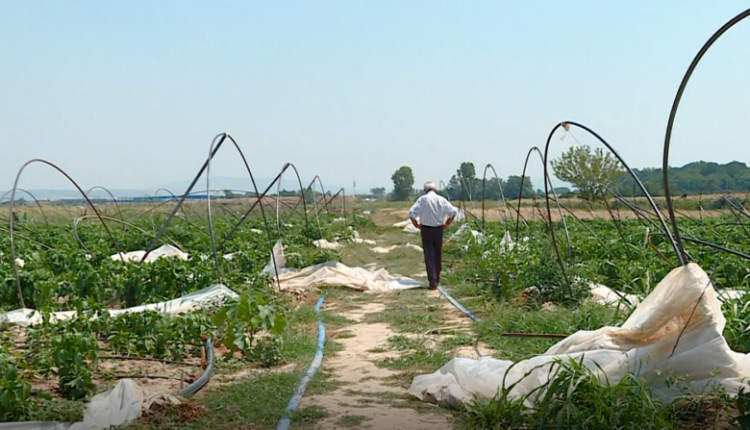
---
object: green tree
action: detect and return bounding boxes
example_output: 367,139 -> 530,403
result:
446,162 -> 481,201
505,175 -> 535,199
390,166 -> 415,201
370,187 -> 386,197
551,145 -> 623,201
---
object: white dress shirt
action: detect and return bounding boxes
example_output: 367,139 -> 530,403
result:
408,191 -> 458,227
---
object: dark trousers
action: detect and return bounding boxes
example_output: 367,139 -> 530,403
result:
420,225 -> 443,288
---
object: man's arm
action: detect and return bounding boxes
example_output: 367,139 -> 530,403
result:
442,198 -> 458,229
408,198 -> 422,229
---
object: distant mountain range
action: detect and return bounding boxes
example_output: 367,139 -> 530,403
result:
0,176 -> 348,201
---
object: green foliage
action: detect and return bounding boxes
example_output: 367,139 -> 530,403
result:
0,212 -> 343,420
444,161 -> 535,201
550,144 -> 624,201
615,160 -> 750,196
462,357 -> 677,430
212,292 -> 287,357
390,166 -> 415,201
51,330 -> 98,400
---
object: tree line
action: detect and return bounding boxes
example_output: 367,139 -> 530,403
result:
386,163 -> 536,202
383,146 -> 750,202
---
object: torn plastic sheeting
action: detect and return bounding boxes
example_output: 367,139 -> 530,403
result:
0,380 -> 184,430
409,263 -> 750,409
270,261 -> 424,292
370,243 -> 424,254
449,224 -> 485,244
393,219 -> 420,234
0,284 -> 239,327
110,244 -> 188,263
262,240 -> 423,292
588,283 -> 641,310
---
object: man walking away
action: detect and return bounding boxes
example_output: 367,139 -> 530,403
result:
408,181 -> 458,290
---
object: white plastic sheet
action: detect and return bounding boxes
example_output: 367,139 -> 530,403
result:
409,263 -> 750,408
0,284 -> 238,327
393,219 -> 421,234
0,380 -> 183,430
588,283 -> 641,311
262,240 -> 423,292
449,224 -> 485,244
370,243 -> 424,254
110,244 -> 189,263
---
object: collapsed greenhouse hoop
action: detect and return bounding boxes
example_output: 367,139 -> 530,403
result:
0,187 -> 49,228
541,121 -> 681,292
72,214 -> 184,256
7,158 -> 126,308
84,185 -> 125,231
662,7 -> 750,266
280,175 -> 331,236
273,162 -> 311,244
514,145 -> 572,264
480,163 -> 513,233
142,132 -> 282,288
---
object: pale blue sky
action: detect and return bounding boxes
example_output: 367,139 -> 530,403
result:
2,1 -> 750,193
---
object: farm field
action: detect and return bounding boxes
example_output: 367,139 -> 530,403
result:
2,195 -> 750,430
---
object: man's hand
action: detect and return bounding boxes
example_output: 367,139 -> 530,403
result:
410,217 -> 421,230
443,215 -> 456,229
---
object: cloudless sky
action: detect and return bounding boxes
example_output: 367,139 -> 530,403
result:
2,1 -> 750,193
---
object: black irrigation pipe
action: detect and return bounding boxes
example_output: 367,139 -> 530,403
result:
662,7 -> 750,266
7,159 -> 126,308
177,335 -> 215,397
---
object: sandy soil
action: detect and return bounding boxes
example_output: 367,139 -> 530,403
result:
371,206 -> 727,225
299,302 -> 455,430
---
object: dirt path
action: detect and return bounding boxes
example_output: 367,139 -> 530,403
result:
295,212 -> 483,429
299,300 -> 455,430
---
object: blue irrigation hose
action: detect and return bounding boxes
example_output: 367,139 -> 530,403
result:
275,296 -> 326,430
436,285 -> 485,358
437,285 -> 481,323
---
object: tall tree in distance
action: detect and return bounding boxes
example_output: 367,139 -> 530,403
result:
551,145 -> 623,201
446,161 -> 481,200
390,166 -> 415,201
505,175 -> 535,199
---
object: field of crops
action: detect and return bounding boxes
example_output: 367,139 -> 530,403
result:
3,195 -> 750,429
0,205 -> 349,422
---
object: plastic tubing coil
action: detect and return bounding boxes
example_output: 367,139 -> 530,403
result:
275,296 -> 326,430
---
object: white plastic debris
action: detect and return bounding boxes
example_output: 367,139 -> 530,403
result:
409,263 -> 750,408
0,380 -> 183,430
0,284 -> 238,327
370,243 -> 424,254
262,240 -> 423,292
110,244 -> 188,263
